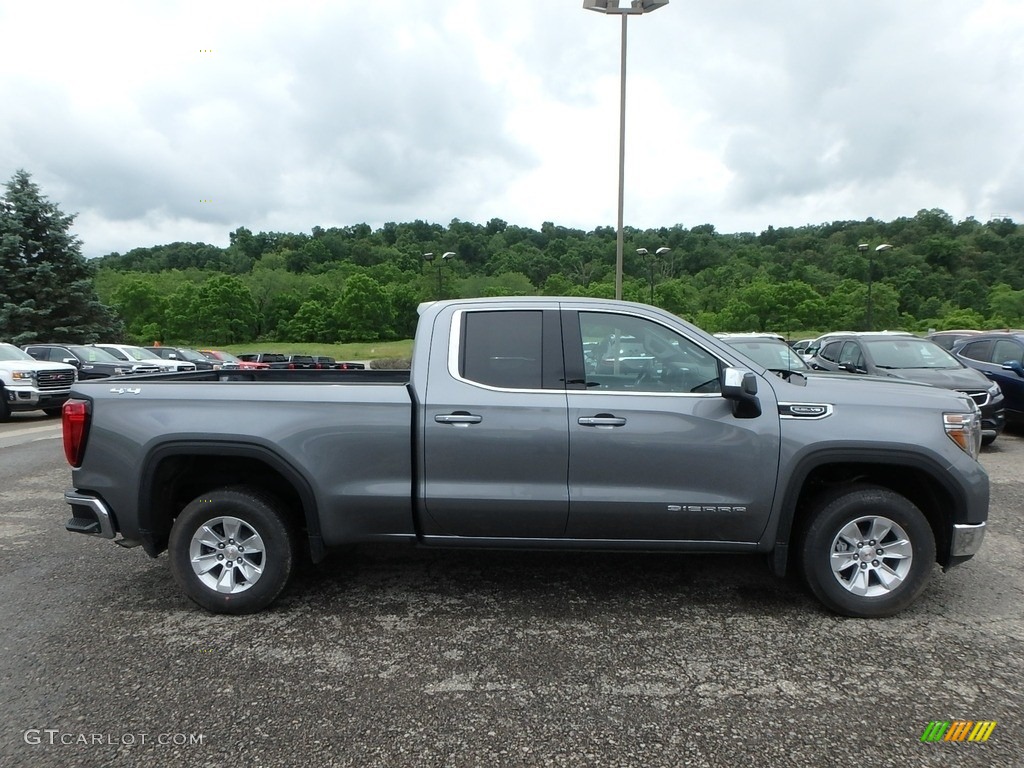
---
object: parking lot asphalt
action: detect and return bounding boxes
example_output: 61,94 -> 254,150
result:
0,415 -> 1021,767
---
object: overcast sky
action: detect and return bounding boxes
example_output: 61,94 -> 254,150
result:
2,0 -> 1022,258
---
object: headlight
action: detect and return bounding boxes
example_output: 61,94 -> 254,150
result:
988,381 -> 1002,397
944,410 -> 982,460
12,371 -> 35,380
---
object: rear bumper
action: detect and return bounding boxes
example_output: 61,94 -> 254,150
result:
64,490 -> 117,539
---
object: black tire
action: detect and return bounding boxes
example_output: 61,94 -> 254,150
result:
169,487 -> 296,614
800,485 -> 935,618
981,434 -> 996,447
0,387 -> 10,422
42,407 -> 63,417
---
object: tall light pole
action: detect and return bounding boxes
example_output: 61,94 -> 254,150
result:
859,242 -> 893,330
636,246 -> 671,304
422,251 -> 457,300
583,0 -> 670,300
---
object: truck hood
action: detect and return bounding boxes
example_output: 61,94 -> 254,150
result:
1,360 -> 77,374
777,370 -> 976,411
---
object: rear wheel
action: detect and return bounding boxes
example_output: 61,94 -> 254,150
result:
169,487 -> 295,614
800,485 -> 935,618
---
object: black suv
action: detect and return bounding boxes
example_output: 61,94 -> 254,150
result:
22,344 -> 148,379
808,332 -> 1005,444
283,354 -> 316,369
953,331 -> 1024,425
312,355 -> 365,370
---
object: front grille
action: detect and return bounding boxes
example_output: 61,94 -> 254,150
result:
959,389 -> 989,407
131,365 -> 162,375
179,364 -> 197,372
37,370 -> 76,390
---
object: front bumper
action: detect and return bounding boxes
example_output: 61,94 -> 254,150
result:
4,385 -> 71,410
951,522 -> 986,558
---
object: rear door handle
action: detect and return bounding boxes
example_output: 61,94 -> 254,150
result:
578,416 -> 627,428
435,413 -> 483,426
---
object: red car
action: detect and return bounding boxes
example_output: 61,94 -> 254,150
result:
200,350 -> 270,370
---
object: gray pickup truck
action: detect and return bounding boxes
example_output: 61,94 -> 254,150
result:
62,298 -> 989,617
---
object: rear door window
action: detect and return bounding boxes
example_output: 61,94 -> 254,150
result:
460,310 -> 544,389
992,339 -> 1024,365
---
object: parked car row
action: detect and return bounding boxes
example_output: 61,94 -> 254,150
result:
2,339 -> 370,421
234,352 -> 365,370
771,330 -> 1013,446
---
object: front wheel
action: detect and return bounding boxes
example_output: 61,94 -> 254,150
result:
169,487 -> 295,614
42,407 -> 63,417
800,485 -> 935,618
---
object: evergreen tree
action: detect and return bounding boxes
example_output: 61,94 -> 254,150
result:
0,170 -> 121,343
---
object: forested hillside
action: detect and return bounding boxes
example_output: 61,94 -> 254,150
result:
92,210 -> 1024,345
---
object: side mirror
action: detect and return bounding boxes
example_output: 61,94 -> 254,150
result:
721,367 -> 761,418
62,357 -> 81,368
1001,360 -> 1024,378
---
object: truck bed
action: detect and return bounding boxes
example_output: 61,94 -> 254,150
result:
124,369 -> 412,384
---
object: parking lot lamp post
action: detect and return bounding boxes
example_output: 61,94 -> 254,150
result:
583,0 -> 670,300
422,252 -> 456,300
858,244 -> 870,328
636,246 -> 671,304
861,243 -> 893,330
440,252 -> 456,299
422,253 -> 439,300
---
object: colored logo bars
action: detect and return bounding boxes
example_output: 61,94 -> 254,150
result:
920,721 -> 997,742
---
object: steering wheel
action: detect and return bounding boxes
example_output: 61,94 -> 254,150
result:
634,360 -> 657,388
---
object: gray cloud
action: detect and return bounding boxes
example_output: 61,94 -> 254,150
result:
1,1 -> 1022,256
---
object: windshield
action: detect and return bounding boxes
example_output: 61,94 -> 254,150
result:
0,344 -> 35,362
213,351 -> 241,363
175,348 -> 208,363
863,338 -> 962,369
68,345 -> 121,363
729,340 -> 810,371
121,346 -> 157,361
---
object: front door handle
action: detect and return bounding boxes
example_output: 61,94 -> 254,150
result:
435,413 -> 483,426
578,415 -> 627,428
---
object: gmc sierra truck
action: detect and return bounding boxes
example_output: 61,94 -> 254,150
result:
61,298 -> 989,617
0,342 -> 77,419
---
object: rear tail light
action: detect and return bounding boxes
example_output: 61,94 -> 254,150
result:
63,399 -> 91,467
288,363 -> 296,369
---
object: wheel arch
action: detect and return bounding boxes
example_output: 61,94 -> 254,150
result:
138,441 -> 323,562
770,449 -> 962,576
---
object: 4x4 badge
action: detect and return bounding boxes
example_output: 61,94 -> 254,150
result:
109,387 -> 141,395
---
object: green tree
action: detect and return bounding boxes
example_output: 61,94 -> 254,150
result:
279,300 -> 329,343
330,274 -> 394,342
0,169 -> 121,343
164,275 -> 257,344
110,276 -> 168,344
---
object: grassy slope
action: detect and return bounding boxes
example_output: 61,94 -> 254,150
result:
215,339 -> 414,361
